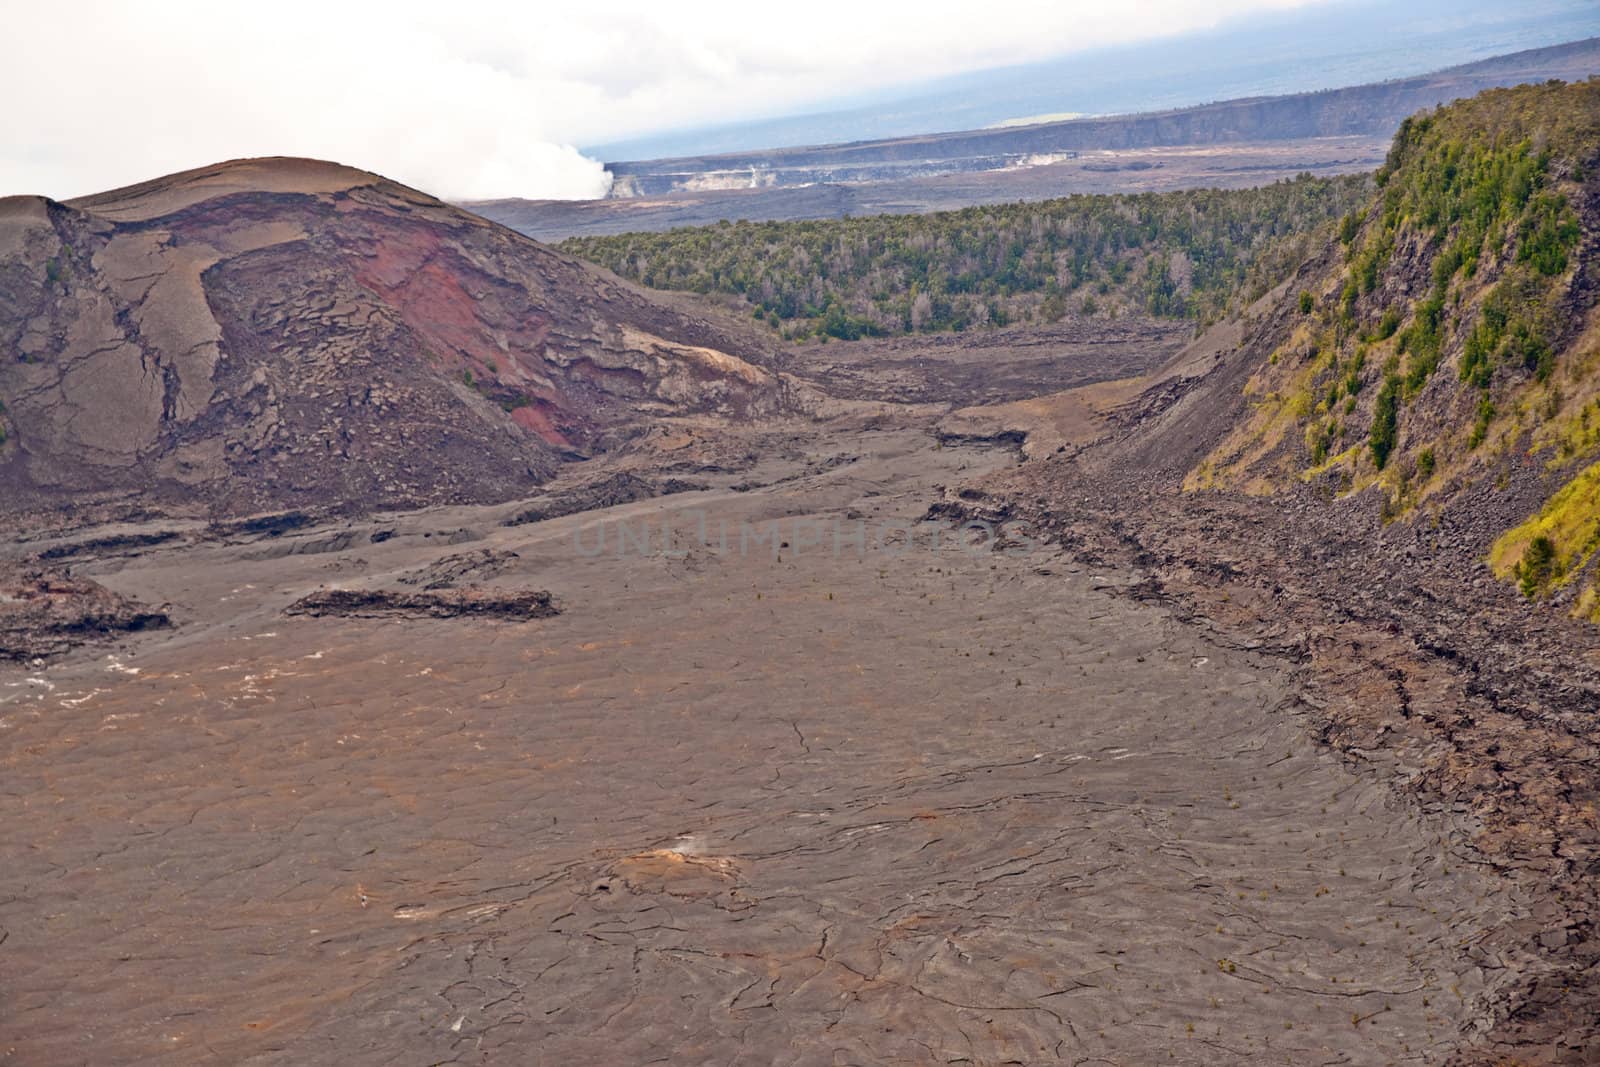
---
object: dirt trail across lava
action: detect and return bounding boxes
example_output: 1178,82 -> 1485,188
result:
0,405 -> 1523,1065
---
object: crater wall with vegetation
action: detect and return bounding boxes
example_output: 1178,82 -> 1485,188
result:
561,175 -> 1371,339
1188,79 -> 1600,612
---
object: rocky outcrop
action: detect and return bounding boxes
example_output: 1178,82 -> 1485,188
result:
0,565 -> 170,661
283,586 -> 558,621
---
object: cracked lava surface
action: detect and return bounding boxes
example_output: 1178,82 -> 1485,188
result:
1,426 -> 1518,1064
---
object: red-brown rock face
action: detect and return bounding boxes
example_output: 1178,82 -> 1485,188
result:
0,157 -> 789,518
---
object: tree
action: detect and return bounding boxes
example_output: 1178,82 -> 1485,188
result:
1518,535 -> 1557,597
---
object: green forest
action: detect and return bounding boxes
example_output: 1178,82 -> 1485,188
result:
561,174 -> 1372,340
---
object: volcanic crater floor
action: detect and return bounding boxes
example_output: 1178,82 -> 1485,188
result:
2,422 -> 1521,1065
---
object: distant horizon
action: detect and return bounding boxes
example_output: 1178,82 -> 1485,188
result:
582,36 -> 1600,171
589,3 -> 1599,165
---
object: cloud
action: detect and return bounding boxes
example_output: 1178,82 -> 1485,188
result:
0,0 -> 1322,201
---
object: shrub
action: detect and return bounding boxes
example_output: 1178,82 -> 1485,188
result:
1517,193 -> 1581,276
1506,321 -> 1554,382
1404,348 -> 1440,397
1369,371 -> 1401,469
1375,307 -> 1401,340
1338,212 -> 1362,245
1306,421 -> 1332,465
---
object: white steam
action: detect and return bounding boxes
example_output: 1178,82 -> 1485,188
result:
1,0 -> 1317,202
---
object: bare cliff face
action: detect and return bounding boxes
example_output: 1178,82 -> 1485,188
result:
0,158 -> 788,520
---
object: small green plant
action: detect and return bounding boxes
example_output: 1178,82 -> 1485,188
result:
1417,448 -> 1435,480
1468,393 -> 1496,449
1299,290 -> 1315,314
497,392 -> 531,413
1343,346 -> 1367,395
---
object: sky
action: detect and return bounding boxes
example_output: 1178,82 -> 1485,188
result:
1,0 -> 1328,201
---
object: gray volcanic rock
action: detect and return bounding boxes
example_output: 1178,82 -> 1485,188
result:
0,158 -> 790,520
